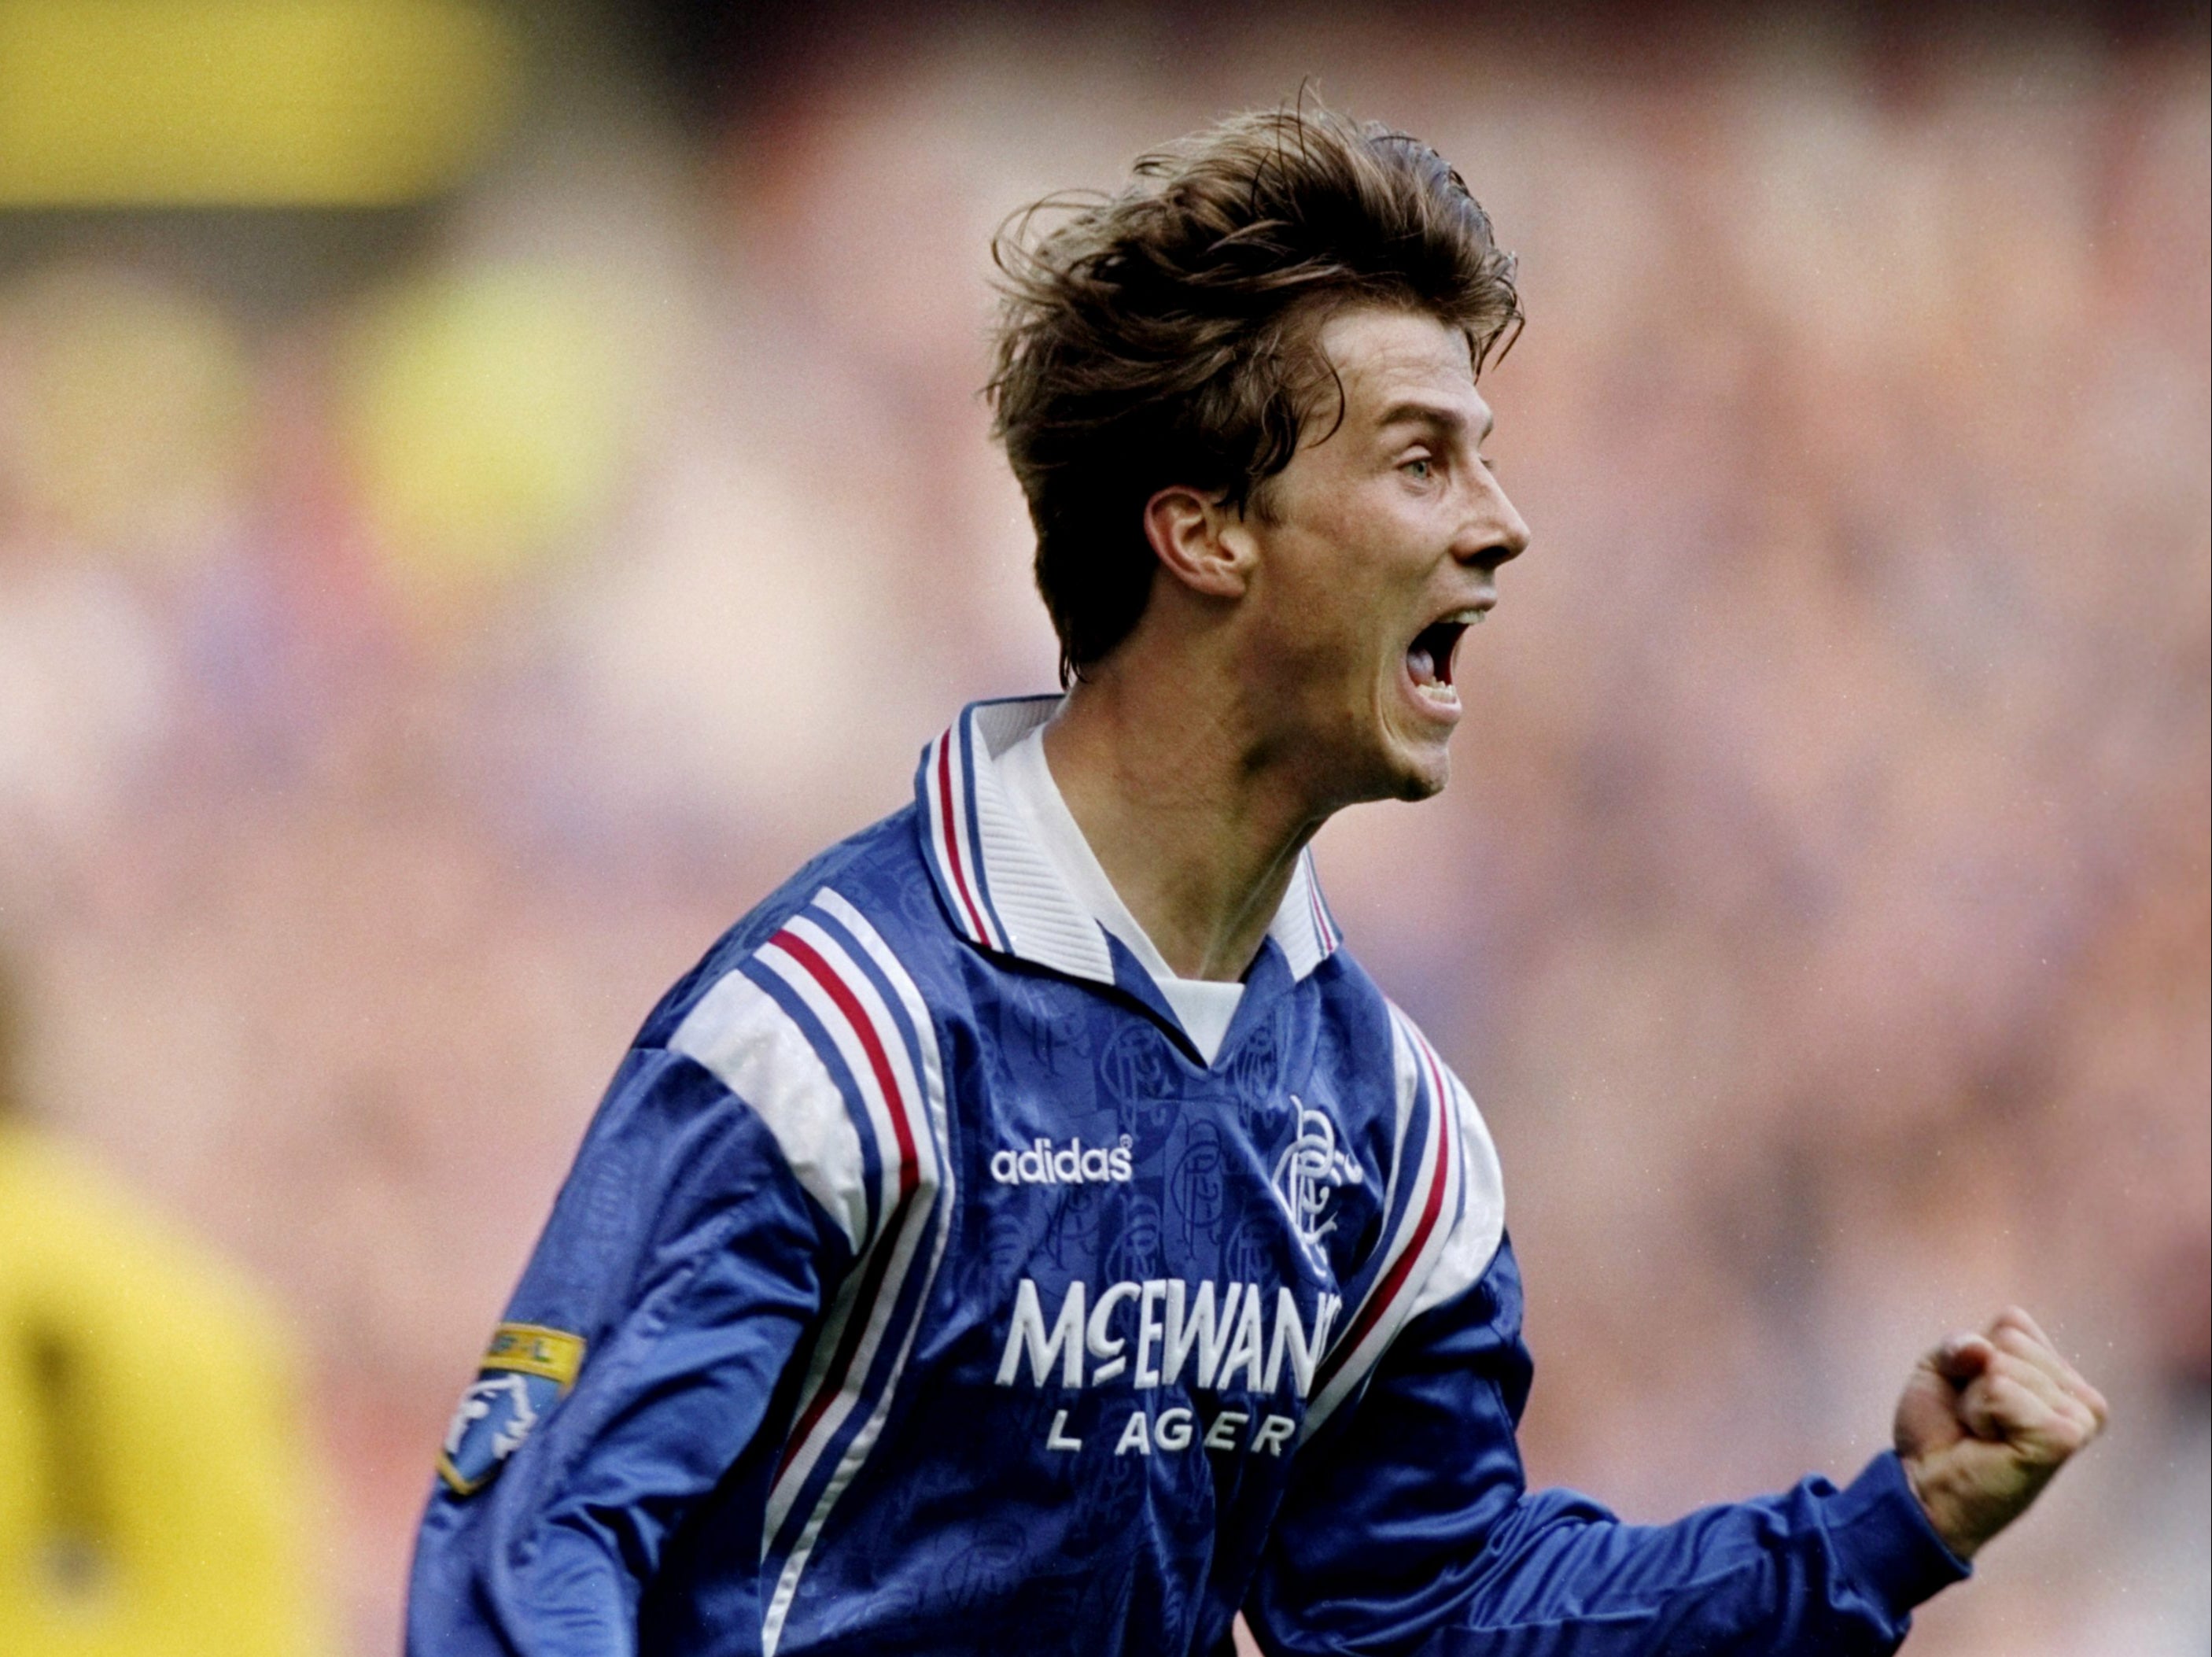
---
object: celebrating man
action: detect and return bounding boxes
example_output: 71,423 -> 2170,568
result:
407,99 -> 2106,1655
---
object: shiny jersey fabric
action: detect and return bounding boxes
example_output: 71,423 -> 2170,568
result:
407,697 -> 1969,1656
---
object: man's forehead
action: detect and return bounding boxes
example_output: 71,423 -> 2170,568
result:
1316,306 -> 1487,426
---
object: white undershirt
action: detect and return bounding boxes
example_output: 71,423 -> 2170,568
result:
997,726 -> 1246,1064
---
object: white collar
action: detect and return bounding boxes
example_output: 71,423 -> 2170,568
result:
913,696 -> 1343,986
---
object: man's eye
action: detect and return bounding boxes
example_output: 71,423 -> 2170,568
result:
1400,456 -> 1434,481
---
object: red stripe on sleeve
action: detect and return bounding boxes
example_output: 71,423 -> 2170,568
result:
777,930 -> 920,1194
1315,1037 -> 1454,1393
765,928 -> 925,1485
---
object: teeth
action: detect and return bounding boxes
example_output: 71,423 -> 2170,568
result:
1414,681 -> 1460,704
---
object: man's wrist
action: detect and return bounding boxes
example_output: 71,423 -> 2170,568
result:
1898,1450 -> 1985,1561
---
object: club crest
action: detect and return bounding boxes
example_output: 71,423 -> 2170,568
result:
1272,1096 -> 1362,1269
437,1323 -> 585,1496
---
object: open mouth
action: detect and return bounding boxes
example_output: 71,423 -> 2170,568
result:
1406,610 -> 1483,707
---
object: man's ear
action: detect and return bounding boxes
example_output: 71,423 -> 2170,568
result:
1142,485 -> 1256,600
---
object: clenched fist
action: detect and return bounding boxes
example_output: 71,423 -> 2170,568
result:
1894,1305 -> 2109,1560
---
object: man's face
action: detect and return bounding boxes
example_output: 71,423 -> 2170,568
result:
1233,304 -> 1530,806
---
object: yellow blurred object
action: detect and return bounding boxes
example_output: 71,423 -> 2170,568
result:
0,265 -> 253,560
0,0 -> 518,206
343,264 -> 633,608
0,1125 -> 326,1656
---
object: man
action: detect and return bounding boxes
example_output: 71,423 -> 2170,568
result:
407,101 -> 2107,1655
0,964 -> 327,1656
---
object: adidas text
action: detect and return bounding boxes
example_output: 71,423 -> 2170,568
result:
990,1135 -> 1134,1186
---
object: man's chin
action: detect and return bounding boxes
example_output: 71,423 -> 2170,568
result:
1390,760 -> 1449,803
1377,735 -> 1451,803
1311,723 -> 1451,809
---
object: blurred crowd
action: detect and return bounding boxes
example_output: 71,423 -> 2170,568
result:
0,4 -> 2203,1652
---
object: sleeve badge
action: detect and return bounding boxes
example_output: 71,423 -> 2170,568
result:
436,1322 -> 585,1496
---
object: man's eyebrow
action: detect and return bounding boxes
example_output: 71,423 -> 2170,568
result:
1374,399 -> 1491,441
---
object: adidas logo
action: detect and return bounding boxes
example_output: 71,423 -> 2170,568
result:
990,1134 -> 1134,1186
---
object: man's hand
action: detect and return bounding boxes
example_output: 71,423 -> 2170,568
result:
1893,1305 -> 2109,1560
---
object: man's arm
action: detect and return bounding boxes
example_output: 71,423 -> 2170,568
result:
1246,1233 -> 2105,1657
405,1045 -> 850,1657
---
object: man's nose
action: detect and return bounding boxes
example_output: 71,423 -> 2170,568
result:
1456,474 -> 1530,570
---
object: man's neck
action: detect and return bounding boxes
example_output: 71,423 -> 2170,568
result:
1041,662 -> 1322,983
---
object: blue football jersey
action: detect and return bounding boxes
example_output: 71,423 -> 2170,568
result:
407,697 -> 1968,1656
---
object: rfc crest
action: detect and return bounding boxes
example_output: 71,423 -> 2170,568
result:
437,1323 -> 585,1496
1272,1097 -> 1363,1269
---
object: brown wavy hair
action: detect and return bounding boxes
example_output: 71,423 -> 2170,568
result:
986,95 -> 1521,683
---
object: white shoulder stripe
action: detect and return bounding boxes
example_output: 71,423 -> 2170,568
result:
1407,1062 -> 1505,1323
816,891 -> 948,1118
754,911 -> 937,1536
755,889 -> 958,1657
667,969 -> 869,1251
1370,1012 -> 1423,1236
1302,1013 -> 1452,1434
1303,1010 -> 1502,1437
779,914 -> 938,1190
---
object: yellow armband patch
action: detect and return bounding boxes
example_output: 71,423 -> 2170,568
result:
436,1323 -> 585,1496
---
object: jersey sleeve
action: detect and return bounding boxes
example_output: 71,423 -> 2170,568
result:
407,901 -> 946,1657
1245,1047 -> 1971,1657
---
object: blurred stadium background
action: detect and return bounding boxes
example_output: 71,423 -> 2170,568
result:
0,1 -> 2203,1651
